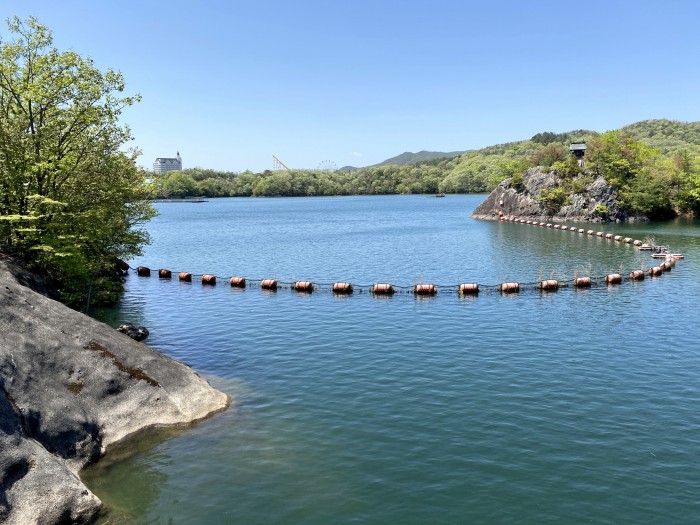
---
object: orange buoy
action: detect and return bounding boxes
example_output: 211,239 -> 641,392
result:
500,282 -> 520,293
539,279 -> 559,291
293,281 -> 314,293
629,270 -> 645,280
178,272 -> 192,282
649,266 -> 663,276
261,279 -> 278,290
158,269 -> 172,279
117,259 -> 130,271
659,261 -> 673,272
458,283 -> 480,295
633,240 -> 643,246
372,283 -> 394,295
201,274 -> 217,285
546,223 -> 553,228
624,237 -> 633,244
574,277 -> 592,288
597,231 -> 605,237
614,235 -> 623,242
136,266 -> 151,277
578,228 -> 585,234
333,282 -> 354,294
605,233 -> 613,239
229,276 -> 246,287
554,224 -> 561,230
539,222 -> 546,226
414,284 -> 437,295
587,230 -> 595,235
605,273 -> 622,284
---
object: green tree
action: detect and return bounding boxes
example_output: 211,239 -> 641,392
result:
586,131 -> 657,188
530,143 -> 568,169
0,17 -> 154,309
159,171 -> 199,198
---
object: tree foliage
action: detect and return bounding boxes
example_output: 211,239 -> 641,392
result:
0,17 -> 155,309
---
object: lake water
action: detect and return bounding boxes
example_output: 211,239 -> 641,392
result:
84,195 -> 700,524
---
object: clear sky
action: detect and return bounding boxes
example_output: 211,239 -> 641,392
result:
4,0 -> 700,172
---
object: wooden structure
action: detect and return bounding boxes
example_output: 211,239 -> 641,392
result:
569,142 -> 587,166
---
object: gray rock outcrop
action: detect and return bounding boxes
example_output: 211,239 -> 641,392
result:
472,166 -> 645,222
0,257 -> 230,524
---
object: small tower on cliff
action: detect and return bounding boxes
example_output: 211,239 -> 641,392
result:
569,142 -> 587,167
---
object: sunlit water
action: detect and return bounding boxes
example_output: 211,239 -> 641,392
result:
84,195 -> 700,524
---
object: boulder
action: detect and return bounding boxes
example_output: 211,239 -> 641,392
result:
0,257 -> 230,524
117,323 -> 150,341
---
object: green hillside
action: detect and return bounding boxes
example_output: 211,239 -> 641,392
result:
621,119 -> 700,155
150,119 -> 700,218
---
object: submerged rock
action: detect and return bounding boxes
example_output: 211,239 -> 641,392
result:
118,323 -> 150,341
0,258 -> 230,524
471,166 -> 647,222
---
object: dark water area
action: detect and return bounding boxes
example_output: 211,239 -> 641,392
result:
85,195 -> 700,524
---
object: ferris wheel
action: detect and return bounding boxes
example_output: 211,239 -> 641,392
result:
317,160 -> 337,172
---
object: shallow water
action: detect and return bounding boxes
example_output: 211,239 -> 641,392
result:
84,195 -> 700,524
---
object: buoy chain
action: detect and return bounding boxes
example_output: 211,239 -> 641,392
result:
122,216 -> 682,298
125,263 -> 678,297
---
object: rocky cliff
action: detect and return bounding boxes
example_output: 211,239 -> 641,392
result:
472,167 -> 645,222
0,256 -> 230,524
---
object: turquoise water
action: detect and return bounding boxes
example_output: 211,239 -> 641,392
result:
84,195 -> 700,524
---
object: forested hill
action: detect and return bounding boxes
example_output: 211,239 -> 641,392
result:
340,150 -> 465,171
151,119 -> 700,218
621,119 -> 700,155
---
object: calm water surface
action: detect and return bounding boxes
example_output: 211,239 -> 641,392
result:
85,195 -> 700,524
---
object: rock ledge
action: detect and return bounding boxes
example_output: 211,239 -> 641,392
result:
0,258 -> 230,524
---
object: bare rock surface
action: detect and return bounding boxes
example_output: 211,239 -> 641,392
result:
0,257 -> 230,524
471,166 -> 645,222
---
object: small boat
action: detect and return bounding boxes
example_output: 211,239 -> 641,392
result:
670,253 -> 684,259
639,243 -> 654,251
651,253 -> 669,259
435,193 -> 446,198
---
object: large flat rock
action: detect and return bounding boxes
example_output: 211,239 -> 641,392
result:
0,258 -> 230,524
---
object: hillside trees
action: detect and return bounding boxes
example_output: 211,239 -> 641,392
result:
146,121 -> 700,220
0,17 -> 155,309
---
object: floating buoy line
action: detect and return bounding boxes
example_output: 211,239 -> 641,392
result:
123,216 -> 683,298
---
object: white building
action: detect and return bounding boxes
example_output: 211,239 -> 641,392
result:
153,152 -> 182,174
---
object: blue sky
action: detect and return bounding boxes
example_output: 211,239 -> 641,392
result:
4,0 -> 700,172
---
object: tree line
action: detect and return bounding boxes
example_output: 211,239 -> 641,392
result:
152,124 -> 700,218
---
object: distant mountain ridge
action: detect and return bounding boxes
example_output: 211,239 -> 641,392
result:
340,150 -> 465,171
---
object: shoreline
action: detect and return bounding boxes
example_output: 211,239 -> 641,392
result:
0,257 -> 230,524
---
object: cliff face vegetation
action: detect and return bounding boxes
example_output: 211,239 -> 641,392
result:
473,128 -> 700,222
472,167 -> 632,222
